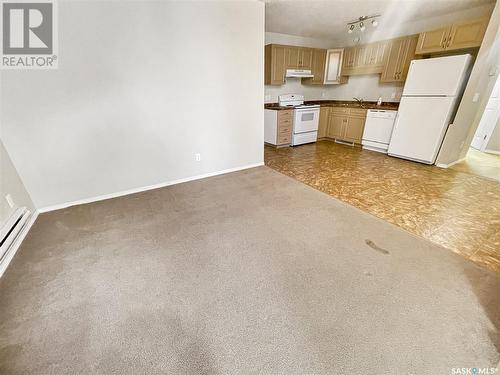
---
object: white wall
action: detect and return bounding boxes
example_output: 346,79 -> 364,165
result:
0,141 -> 35,225
0,1 -> 264,209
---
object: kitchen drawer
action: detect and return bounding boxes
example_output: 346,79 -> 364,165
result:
278,117 -> 293,126
278,124 -> 292,134
330,107 -> 350,115
277,133 -> 291,145
349,108 -> 367,117
278,110 -> 293,120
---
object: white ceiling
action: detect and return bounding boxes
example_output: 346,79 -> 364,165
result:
265,0 -> 495,45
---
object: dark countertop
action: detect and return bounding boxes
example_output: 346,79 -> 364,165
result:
264,100 -> 399,111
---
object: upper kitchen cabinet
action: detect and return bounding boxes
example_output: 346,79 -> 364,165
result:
342,41 -> 388,75
342,47 -> 358,71
285,46 -> 313,69
415,17 -> 489,54
299,48 -> 313,69
303,48 -> 348,85
302,49 -> 326,85
324,49 -> 348,84
414,27 -> 450,54
447,18 -> 489,50
380,35 -> 418,83
360,42 -> 388,70
265,44 -> 314,85
265,44 -> 286,85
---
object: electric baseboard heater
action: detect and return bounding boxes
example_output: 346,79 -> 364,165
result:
0,207 -> 30,265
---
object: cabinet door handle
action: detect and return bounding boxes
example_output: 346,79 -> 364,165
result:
443,36 -> 449,49
446,36 -> 451,48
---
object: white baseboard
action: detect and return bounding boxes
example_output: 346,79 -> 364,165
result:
0,210 -> 39,278
39,162 -> 264,213
436,157 -> 466,168
484,149 -> 500,155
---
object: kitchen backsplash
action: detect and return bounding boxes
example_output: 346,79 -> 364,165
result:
264,74 -> 404,104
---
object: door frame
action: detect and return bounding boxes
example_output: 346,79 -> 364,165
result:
471,74 -> 500,152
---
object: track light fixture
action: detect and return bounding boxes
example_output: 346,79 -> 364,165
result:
346,14 -> 380,34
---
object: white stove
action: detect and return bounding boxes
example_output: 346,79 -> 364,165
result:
278,94 -> 320,146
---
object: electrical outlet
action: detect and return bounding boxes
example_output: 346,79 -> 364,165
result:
5,194 -> 14,208
391,92 -> 396,99
472,93 -> 480,102
264,95 -> 271,101
195,153 -> 201,162
322,91 -> 326,98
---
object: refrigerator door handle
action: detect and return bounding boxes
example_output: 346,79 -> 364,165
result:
392,113 -> 400,132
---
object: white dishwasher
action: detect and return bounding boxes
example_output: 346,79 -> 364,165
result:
362,109 -> 398,153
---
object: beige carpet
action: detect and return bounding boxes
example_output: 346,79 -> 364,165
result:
0,166 -> 498,374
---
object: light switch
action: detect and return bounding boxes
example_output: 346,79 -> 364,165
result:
472,93 -> 480,102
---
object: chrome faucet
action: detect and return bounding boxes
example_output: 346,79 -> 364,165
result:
353,97 -> 364,107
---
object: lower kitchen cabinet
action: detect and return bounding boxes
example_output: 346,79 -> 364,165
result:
327,108 -> 367,144
344,116 -> 365,142
264,109 -> 293,147
317,107 -> 330,138
327,112 -> 346,139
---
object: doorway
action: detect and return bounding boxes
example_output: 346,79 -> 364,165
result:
470,74 -> 500,152
451,74 -> 500,181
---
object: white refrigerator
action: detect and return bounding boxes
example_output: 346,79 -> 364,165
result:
387,54 -> 472,164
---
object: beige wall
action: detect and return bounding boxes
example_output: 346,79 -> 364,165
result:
1,1 -> 264,209
0,141 -> 35,225
437,2 -> 500,165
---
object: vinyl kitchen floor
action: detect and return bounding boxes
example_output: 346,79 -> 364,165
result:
265,141 -> 500,274
450,148 -> 500,182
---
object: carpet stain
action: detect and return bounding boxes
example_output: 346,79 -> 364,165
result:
365,239 -> 389,255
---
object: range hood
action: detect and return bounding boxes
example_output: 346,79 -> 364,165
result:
285,69 -> 314,78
